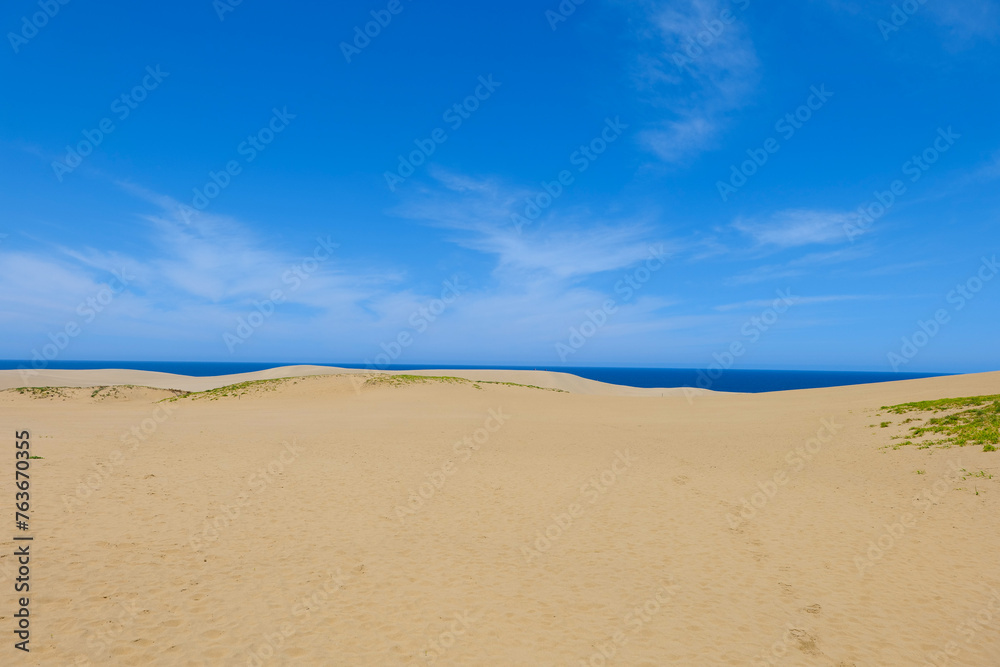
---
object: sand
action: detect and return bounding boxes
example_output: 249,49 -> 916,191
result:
1,368 -> 998,665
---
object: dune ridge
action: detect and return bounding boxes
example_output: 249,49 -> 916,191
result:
0,365 -> 714,396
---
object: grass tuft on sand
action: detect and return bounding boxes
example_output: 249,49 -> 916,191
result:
879,394 -> 1000,451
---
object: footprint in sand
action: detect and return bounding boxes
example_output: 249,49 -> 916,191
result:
789,628 -> 822,655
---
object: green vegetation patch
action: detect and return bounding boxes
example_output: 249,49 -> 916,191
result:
9,387 -> 69,399
89,385 -> 162,400
364,374 -> 567,392
166,378 -> 294,402
477,380 -> 567,393
8,385 -> 186,402
153,372 -> 568,400
364,374 -> 469,387
879,394 -> 1000,452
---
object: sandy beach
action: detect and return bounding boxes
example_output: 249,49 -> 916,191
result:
2,367 -> 999,666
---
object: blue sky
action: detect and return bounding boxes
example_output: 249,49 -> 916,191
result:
1,0 -> 998,372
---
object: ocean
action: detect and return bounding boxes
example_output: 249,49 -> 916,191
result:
0,360 -> 948,393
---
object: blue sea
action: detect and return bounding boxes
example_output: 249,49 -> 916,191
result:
0,360 -> 948,393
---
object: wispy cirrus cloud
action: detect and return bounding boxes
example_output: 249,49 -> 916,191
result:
726,246 -> 871,285
732,209 -> 855,248
396,169 -> 674,283
823,0 -> 1000,44
0,182 -> 404,349
117,182 -> 386,311
1,170 -> 697,361
714,294 -> 884,312
928,0 -> 1000,42
378,168 -> 712,357
632,0 -> 760,163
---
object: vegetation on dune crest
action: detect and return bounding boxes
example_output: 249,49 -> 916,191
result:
8,385 -> 184,401
10,373 -> 567,403
364,374 -> 469,387
877,394 -> 1000,452
163,377 -> 297,401
363,374 -> 567,392
89,385 -> 183,400
10,386 -> 69,399
478,380 -> 567,392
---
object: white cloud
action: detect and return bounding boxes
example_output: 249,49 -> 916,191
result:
725,245 -> 871,285
733,209 -> 854,248
398,170 -> 673,284
633,0 -> 760,163
0,183 -> 415,357
115,182 -> 388,312
0,251 -> 115,320
923,0 -> 1000,42
641,117 -> 718,163
824,0 -> 1000,44
714,294 -> 882,312
375,169 -> 709,360
0,174 -> 698,363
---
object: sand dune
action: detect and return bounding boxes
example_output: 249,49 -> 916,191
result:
0,365 -> 708,397
1,369 -> 998,665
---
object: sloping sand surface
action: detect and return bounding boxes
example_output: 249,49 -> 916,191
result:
1,369 -> 998,665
